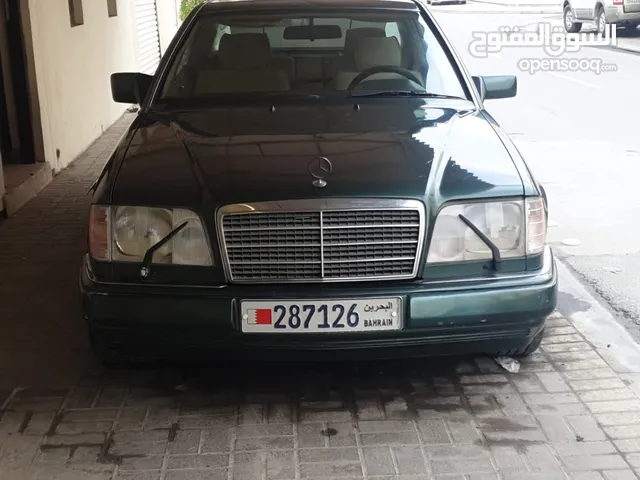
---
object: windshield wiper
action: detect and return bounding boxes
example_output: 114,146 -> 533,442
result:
349,90 -> 463,99
458,214 -> 502,272
139,221 -> 188,279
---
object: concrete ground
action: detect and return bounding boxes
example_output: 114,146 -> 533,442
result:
1,9 -> 640,479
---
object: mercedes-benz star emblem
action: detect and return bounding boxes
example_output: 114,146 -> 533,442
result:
308,157 -> 332,188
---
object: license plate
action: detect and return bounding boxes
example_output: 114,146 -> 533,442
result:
240,298 -> 403,333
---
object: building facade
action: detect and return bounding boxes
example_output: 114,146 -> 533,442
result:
0,0 -> 180,216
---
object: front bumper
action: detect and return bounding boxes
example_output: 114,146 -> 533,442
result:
80,247 -> 558,361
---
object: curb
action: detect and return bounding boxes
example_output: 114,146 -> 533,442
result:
466,0 -> 561,6
432,7 -> 561,13
3,163 -> 53,217
555,257 -> 640,374
434,1 -> 562,13
466,0 -> 561,7
588,44 -> 640,55
610,45 -> 640,55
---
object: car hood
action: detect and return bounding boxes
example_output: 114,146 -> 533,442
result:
111,100 -> 526,208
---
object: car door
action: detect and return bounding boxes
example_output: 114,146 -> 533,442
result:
571,0 -> 597,21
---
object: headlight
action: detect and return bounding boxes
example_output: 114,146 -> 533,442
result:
89,205 -> 213,266
426,198 -> 545,263
171,209 -> 213,266
114,207 -> 173,261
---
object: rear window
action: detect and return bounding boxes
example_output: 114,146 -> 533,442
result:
227,18 -> 403,49
157,9 -> 466,101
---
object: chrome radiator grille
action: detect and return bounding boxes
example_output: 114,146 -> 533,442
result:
218,200 -> 426,283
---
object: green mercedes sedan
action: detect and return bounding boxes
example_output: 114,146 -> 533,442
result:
80,0 -> 557,365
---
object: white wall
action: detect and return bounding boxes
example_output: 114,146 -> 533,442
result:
157,0 -> 181,54
26,0 -> 179,173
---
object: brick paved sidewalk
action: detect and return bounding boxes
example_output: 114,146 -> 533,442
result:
0,114 -> 135,391
1,115 -> 639,480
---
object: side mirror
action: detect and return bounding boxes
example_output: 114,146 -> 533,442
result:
473,75 -> 517,100
110,72 -> 154,105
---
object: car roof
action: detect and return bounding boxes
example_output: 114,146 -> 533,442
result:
200,0 -> 420,13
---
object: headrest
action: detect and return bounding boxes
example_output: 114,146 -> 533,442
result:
344,27 -> 386,58
218,33 -> 272,69
354,36 -> 402,71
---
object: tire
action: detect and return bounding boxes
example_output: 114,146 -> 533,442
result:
88,330 -> 131,368
596,6 -> 608,36
495,327 -> 545,358
564,4 -> 582,33
92,345 -> 128,369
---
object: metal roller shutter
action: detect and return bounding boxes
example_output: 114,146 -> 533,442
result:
135,0 -> 162,75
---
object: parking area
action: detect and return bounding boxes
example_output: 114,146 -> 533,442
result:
1,115 -> 640,480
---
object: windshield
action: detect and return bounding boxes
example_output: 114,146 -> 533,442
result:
156,9 -> 467,102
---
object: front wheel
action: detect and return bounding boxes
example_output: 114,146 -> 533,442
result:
564,5 -> 582,33
88,329 -> 137,368
596,7 -> 609,36
90,340 -> 128,369
495,327 -> 545,358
